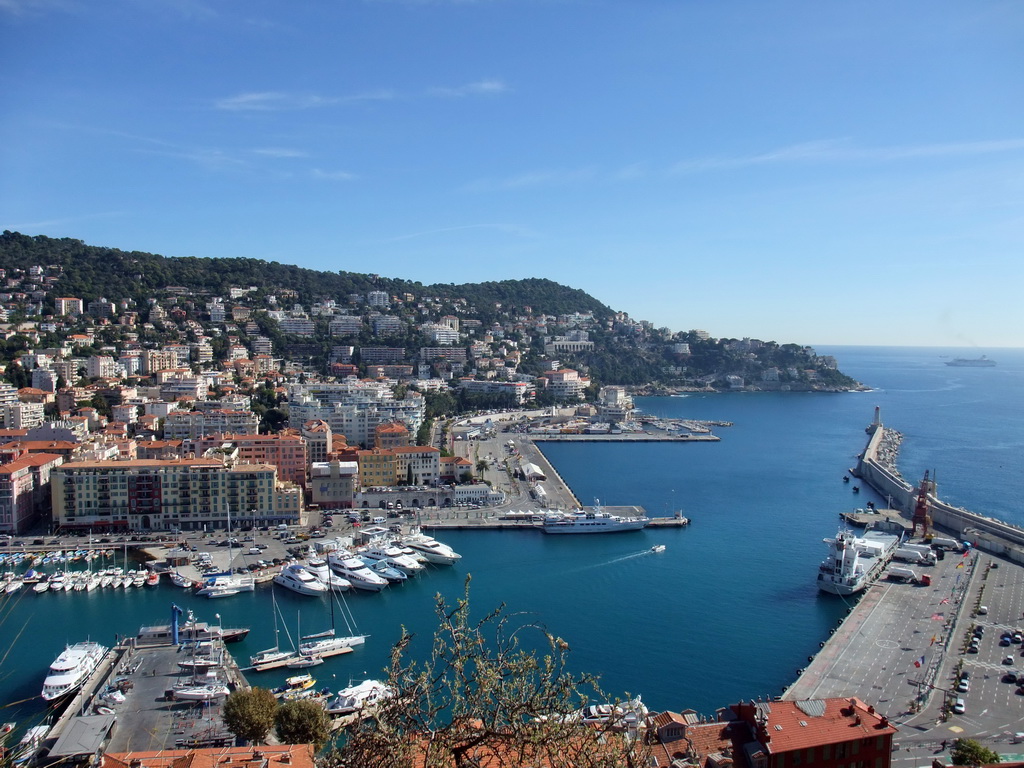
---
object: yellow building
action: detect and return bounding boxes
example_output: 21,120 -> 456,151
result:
356,447 -> 398,488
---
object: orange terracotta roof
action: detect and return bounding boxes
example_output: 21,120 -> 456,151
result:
738,698 -> 896,754
101,745 -> 315,768
0,453 -> 63,473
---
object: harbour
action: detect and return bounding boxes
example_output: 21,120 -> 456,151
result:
2,347 -> 1023,763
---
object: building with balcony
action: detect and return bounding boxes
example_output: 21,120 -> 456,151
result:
51,458 -> 301,532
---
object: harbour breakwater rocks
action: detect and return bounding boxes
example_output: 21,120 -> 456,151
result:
855,421 -> 1024,565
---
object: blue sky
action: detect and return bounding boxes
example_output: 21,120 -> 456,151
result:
2,1 -> 1022,347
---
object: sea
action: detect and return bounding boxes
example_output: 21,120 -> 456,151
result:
2,345 -> 1022,731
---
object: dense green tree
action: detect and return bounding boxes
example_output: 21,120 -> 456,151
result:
275,699 -> 330,749
222,688 -> 279,744
950,738 -> 1000,766
4,360 -> 28,389
261,407 -> 288,433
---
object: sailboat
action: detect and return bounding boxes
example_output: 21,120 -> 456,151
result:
297,588 -> 367,659
197,509 -> 254,597
286,612 -> 324,668
250,591 -> 299,671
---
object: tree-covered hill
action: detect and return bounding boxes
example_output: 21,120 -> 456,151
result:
0,231 -> 611,320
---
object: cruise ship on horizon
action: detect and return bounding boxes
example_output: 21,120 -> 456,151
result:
945,355 -> 996,367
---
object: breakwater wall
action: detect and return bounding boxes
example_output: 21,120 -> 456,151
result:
854,423 -> 1024,563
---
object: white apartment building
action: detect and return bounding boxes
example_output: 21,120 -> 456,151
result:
87,355 -> 121,379
163,409 -> 259,439
4,401 -> 45,429
329,315 -> 363,335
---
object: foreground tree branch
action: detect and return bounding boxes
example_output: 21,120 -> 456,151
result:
328,576 -> 648,768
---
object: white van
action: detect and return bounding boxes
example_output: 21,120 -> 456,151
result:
372,516 -> 386,525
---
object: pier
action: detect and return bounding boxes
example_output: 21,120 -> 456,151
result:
784,415 -> 1024,763
38,626 -> 251,761
854,417 -> 1024,562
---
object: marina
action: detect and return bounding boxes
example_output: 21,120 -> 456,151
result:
2,348 -> 1023,764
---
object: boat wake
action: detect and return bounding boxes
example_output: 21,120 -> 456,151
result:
557,550 -> 656,577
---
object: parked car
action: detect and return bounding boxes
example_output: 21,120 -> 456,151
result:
953,698 -> 966,714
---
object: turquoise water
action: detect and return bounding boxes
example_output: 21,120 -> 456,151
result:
2,345 -> 1021,728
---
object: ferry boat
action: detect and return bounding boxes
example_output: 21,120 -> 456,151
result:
541,501 -> 649,534
41,641 -> 108,702
817,529 -> 901,595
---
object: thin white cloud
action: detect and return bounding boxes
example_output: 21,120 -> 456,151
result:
464,167 -> 597,192
427,79 -> 508,98
6,211 -> 126,231
311,168 -> 357,181
215,92 -> 340,112
215,80 -> 503,112
251,147 -> 309,159
134,146 -> 247,170
672,138 -> 1024,174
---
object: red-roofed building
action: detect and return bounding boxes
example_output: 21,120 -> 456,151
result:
101,745 -> 315,768
0,452 -> 64,533
374,421 -> 411,450
729,698 -> 896,768
440,455 -> 473,483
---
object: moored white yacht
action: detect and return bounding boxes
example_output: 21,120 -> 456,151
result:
325,679 -> 393,716
304,557 -> 352,592
326,553 -> 389,592
359,555 -> 407,582
274,564 -> 329,596
401,530 -> 462,565
359,544 -> 425,575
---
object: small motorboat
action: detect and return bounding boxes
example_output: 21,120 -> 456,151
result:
650,545 -> 666,554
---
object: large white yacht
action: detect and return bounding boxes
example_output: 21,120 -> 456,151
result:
359,543 -> 426,575
540,503 -> 649,534
304,557 -> 352,592
41,641 -> 108,702
327,552 -> 389,592
400,531 -> 462,565
274,564 -> 329,596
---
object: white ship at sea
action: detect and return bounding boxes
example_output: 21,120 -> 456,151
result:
541,500 -> 649,534
817,528 -> 901,595
41,641 -> 108,702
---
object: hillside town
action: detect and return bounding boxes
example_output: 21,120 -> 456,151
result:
0,254 -> 849,536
